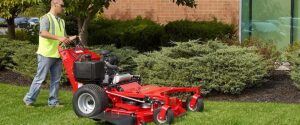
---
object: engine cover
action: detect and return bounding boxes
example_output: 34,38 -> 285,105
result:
73,61 -> 105,82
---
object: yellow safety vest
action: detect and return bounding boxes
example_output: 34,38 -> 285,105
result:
36,12 -> 65,58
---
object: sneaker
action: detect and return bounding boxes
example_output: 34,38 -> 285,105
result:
49,103 -> 64,108
23,100 -> 34,107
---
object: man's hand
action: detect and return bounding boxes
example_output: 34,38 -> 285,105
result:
40,31 -> 71,44
69,35 -> 78,41
58,37 -> 71,44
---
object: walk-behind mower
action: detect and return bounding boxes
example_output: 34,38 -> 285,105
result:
58,41 -> 204,125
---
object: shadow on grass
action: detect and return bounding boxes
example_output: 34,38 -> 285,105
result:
95,121 -> 114,125
23,102 -> 68,108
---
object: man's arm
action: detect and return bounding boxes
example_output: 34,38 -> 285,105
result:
39,15 -> 70,43
40,30 -> 70,43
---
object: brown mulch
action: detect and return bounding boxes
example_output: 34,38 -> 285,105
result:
0,69 -> 300,103
0,69 -> 32,87
0,69 -> 71,90
206,71 -> 300,103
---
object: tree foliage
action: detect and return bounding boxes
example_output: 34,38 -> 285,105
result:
0,0 -> 39,38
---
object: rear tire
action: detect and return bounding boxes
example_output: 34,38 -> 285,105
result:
73,84 -> 108,117
186,96 -> 204,112
153,107 -> 174,124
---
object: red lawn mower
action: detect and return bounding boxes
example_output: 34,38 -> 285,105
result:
58,40 -> 204,125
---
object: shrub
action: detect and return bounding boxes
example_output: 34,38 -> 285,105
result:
0,38 -> 38,77
14,26 -> 39,44
0,38 -> 16,70
134,40 -> 270,94
88,18 -> 169,52
88,45 -> 139,73
165,19 -> 236,42
242,38 -> 281,62
24,25 -> 40,44
0,38 -> 57,84
15,29 -> 28,41
9,39 -> 71,84
287,43 -> 300,90
290,56 -> 300,90
0,35 -> 8,38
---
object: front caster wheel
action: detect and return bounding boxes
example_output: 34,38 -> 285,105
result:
153,107 -> 174,124
186,96 -> 204,112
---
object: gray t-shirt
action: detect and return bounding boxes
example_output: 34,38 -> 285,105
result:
39,15 -> 67,36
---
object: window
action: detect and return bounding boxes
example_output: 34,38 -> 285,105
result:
293,0 -> 300,43
241,0 -> 299,50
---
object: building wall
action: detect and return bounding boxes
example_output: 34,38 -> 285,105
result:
103,0 -> 240,26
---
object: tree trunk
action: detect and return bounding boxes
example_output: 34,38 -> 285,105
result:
6,17 -> 15,39
77,17 -> 90,46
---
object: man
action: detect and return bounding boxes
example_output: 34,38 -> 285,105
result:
23,0 -> 76,108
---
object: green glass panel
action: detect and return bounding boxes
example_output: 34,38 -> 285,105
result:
241,0 -> 251,41
294,0 -> 300,42
251,0 -> 291,50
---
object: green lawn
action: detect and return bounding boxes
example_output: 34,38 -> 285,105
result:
0,83 -> 300,125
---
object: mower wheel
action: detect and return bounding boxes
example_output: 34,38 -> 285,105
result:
73,84 -> 108,117
153,107 -> 174,124
186,96 -> 204,112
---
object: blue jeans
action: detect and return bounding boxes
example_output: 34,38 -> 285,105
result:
23,54 -> 62,106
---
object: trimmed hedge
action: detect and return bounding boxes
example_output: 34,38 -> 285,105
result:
134,40 -> 270,94
88,18 -> 236,52
165,19 -> 236,42
88,18 -> 169,52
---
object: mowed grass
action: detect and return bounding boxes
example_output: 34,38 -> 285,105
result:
0,83 -> 300,125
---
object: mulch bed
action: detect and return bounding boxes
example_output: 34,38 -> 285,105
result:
206,71 -> 300,103
0,69 -> 71,90
1,69 -> 299,103
0,69 -> 32,87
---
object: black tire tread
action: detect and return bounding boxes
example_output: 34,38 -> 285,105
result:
186,96 -> 204,112
73,84 -> 108,117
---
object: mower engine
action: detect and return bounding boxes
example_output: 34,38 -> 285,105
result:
73,58 -> 105,83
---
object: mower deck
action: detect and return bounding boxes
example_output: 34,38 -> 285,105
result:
91,111 -> 137,125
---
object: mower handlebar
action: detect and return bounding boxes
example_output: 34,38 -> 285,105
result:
59,36 -> 85,50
